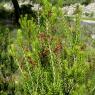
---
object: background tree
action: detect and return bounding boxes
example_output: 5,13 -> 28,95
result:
11,0 -> 20,24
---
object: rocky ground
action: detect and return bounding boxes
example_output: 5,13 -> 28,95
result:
63,3 -> 95,18
2,1 -> 95,18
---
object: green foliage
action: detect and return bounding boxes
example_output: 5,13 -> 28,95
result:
0,27 -> 17,95
7,0 -> 93,95
1,0 -> 95,95
49,0 -> 94,6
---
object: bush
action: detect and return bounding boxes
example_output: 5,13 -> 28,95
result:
50,0 -> 94,6
0,27 -> 17,95
7,0 -> 95,95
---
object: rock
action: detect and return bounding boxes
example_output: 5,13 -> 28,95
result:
18,0 -> 32,6
63,3 -> 84,15
84,3 -> 95,13
3,2 -> 13,10
91,34 -> 95,39
32,4 -> 42,11
83,3 -> 95,17
62,4 -> 76,15
63,2 -> 95,17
